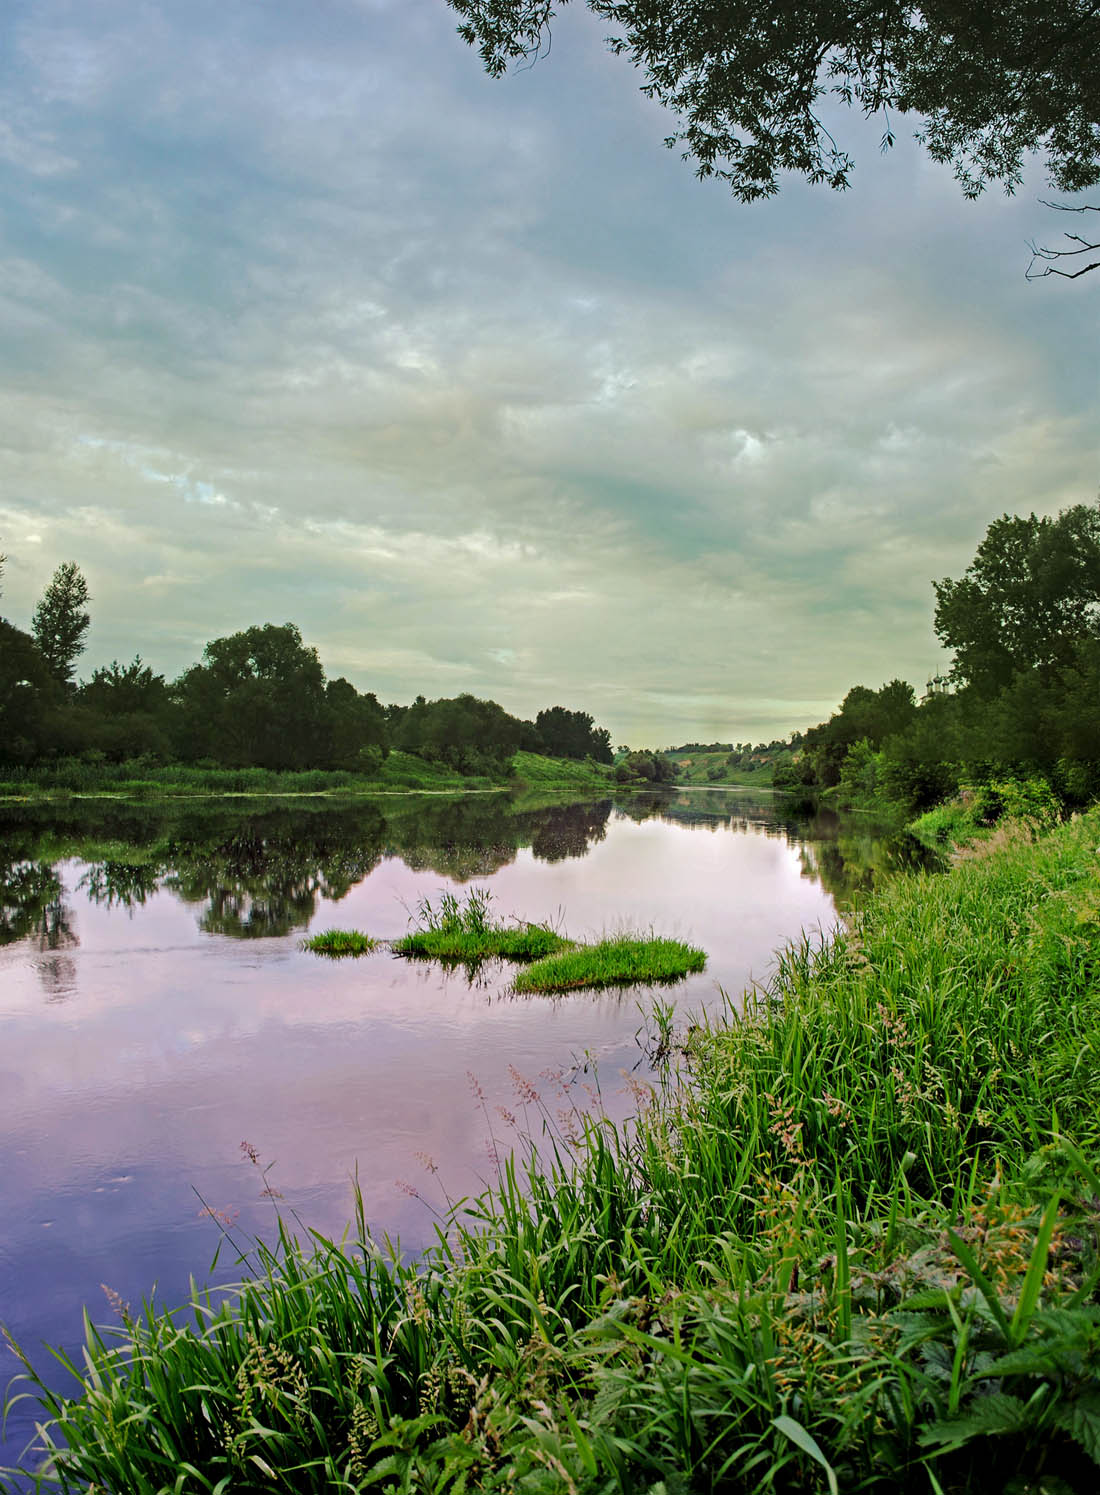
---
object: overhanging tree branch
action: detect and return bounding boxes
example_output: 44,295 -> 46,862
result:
1026,199 -> 1100,279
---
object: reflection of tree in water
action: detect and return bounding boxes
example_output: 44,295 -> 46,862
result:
529,801 -> 612,862
612,789 -> 676,824
0,860 -> 76,951
387,796 -> 616,879
799,831 -> 939,910
79,860 -> 164,911
38,952 -> 78,1002
384,795 -> 522,882
656,788 -> 941,909
163,807 -> 387,938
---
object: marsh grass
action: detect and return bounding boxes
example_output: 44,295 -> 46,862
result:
391,887 -> 571,963
514,934 -> 706,992
300,929 -> 380,957
6,811 -> 1100,1492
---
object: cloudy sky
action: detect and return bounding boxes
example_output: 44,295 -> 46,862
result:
0,0 -> 1096,745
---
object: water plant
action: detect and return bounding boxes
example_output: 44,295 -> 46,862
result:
299,929 -> 379,957
514,933 -> 706,992
391,886 -> 570,963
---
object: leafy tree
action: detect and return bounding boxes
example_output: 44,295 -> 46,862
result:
615,748 -> 677,783
933,503 -> 1100,696
0,619 -> 57,765
82,657 -> 167,717
78,657 -> 173,762
324,677 -> 389,770
535,705 -> 613,762
394,692 -> 526,773
31,562 -> 91,688
448,1 -> 1100,203
173,623 -> 330,770
802,679 -> 917,785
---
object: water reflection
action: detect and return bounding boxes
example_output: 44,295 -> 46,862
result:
0,860 -> 75,949
656,790 -> 938,908
79,859 -> 163,912
0,789 -> 935,954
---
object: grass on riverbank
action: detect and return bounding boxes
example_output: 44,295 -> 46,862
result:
0,751 -> 617,805
391,887 -> 571,963
7,811 -> 1100,1493
514,934 -> 706,992
300,930 -> 380,957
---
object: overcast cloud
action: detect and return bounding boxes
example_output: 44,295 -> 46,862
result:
0,0 -> 1096,744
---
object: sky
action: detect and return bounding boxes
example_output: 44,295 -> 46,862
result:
0,0 -> 1097,746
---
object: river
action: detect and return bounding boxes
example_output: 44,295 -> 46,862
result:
0,787 -> 923,1477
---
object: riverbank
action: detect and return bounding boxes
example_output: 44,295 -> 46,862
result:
6,811 -> 1099,1492
0,749 -> 615,804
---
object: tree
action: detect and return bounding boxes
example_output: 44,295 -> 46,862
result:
394,692 -> 527,773
31,561 -> 91,687
801,679 -> 917,785
448,2 -> 1100,204
933,503 -> 1100,696
173,623 -> 330,769
535,705 -> 614,762
0,619 -> 57,764
324,677 -> 389,770
79,657 -> 173,762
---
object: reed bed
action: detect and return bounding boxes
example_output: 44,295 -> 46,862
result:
6,812 -> 1100,1492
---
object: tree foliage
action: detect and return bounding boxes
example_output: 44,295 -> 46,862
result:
173,623 -> 331,770
0,619 -> 57,765
392,692 -> 529,773
933,503 -> 1100,696
31,561 -> 91,687
447,0 -> 1100,203
535,705 -> 613,762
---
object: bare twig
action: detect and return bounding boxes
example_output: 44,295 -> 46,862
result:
1026,200 -> 1100,280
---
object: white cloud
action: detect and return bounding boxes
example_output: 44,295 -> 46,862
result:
0,0 -> 1095,741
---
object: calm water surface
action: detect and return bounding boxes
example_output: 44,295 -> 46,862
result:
0,788 -> 920,1470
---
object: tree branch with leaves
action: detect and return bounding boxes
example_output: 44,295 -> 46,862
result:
447,2 -> 1100,209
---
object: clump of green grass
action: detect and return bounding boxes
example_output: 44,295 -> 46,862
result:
391,887 -> 570,963
299,928 -> 379,957
514,934 -> 706,992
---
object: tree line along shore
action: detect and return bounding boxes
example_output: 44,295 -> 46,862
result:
6,502 -> 1100,823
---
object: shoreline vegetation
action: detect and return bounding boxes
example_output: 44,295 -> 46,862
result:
0,749 -> 621,804
7,810 -> 1100,1492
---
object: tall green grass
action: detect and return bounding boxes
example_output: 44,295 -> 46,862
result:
391,887 -> 570,963
514,934 -> 706,992
300,930 -> 380,957
6,812 -> 1100,1492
